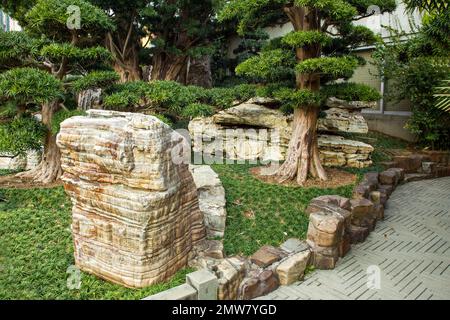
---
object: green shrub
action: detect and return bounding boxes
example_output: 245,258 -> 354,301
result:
72,71 -> 119,92
0,67 -> 63,104
321,82 -> 381,102
182,103 -> 215,118
0,115 -> 46,155
51,109 -> 86,135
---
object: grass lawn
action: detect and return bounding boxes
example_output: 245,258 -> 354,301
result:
0,131 -> 407,299
0,171 -> 192,300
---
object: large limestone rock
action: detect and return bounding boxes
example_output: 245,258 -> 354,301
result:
318,135 -> 374,168
57,110 -> 206,288
326,97 -> 377,110
318,108 -> 368,134
189,100 -> 374,168
0,150 -> 42,171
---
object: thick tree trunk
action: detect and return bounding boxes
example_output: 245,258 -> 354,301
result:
112,49 -> 142,82
187,55 -> 213,88
150,53 -> 188,82
17,101 -> 62,184
274,107 -> 327,185
273,6 -> 327,185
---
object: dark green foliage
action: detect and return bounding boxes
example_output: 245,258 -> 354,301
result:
25,0 -> 115,40
0,115 -> 46,155
182,103 -> 215,119
104,81 -> 261,117
0,67 -> 63,105
236,49 -> 296,82
400,57 -> 450,149
296,56 -> 359,79
220,0 -> 393,111
51,109 -> 85,135
321,82 -> 381,102
404,0 -> 448,13
282,31 -> 332,48
40,44 -> 112,63
374,1 -> 450,150
0,31 -> 44,71
71,71 -> 119,92
0,0 -> 116,165
0,185 -> 192,299
273,88 -> 324,112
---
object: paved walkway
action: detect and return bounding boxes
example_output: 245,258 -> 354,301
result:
259,177 -> 450,300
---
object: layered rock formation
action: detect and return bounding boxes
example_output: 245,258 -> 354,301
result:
0,150 -> 42,171
57,110 -> 206,288
188,97 -> 374,168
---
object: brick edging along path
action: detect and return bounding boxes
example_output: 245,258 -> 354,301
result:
146,153 -> 450,300
258,177 -> 450,300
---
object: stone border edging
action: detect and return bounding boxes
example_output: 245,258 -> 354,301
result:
144,153 -> 450,301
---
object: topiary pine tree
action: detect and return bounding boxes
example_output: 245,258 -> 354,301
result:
0,0 -> 115,184
219,0 -> 395,185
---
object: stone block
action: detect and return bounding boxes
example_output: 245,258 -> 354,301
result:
378,184 -> 394,197
339,233 -> 351,258
387,167 -> 405,183
195,240 -> 224,259
363,172 -> 379,186
348,225 -> 369,244
307,211 -> 344,247
379,170 -> 398,186
143,284 -> 197,300
420,151 -> 450,165
350,198 -> 374,223
250,245 -> 286,268
307,195 -> 351,211
393,154 -> 430,173
280,238 -> 309,254
216,257 -> 246,300
307,241 -> 339,270
276,250 -> 311,285
373,204 -> 384,220
421,162 -> 437,175
435,165 -> 450,178
352,182 -> 371,200
404,173 -> 433,183
186,269 -> 218,300
240,270 -> 280,300
318,107 -> 369,134
190,165 -> 227,238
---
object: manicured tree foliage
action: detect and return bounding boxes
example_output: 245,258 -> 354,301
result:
141,0 -> 218,82
89,0 -> 147,82
219,0 -> 395,185
83,1 -> 220,84
0,0 -> 115,183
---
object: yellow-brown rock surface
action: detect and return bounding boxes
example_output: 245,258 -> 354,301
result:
57,110 -> 206,288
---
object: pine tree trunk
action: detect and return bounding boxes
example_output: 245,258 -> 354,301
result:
273,6 -> 328,185
275,107 -> 327,185
16,101 -> 62,184
150,53 -> 188,82
187,55 -> 213,88
113,50 -> 142,82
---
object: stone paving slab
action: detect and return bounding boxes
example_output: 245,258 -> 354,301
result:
257,177 -> 450,300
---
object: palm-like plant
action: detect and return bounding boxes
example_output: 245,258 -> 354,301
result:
434,79 -> 450,113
